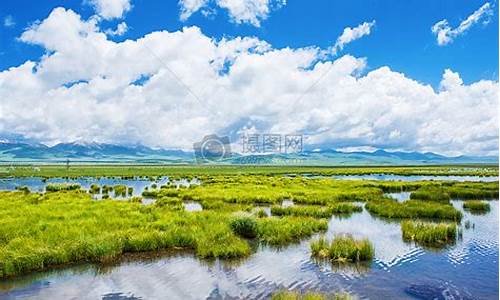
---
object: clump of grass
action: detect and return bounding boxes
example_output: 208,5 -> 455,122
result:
15,186 -> 30,193
89,184 -> 100,194
310,236 -> 374,262
45,183 -> 80,192
463,200 -> 490,213
271,203 -> 362,219
101,185 -> 113,194
271,290 -> 354,300
229,216 -> 258,238
447,183 -> 499,199
329,203 -> 363,214
365,199 -> 462,221
410,187 -> 450,202
258,217 -> 328,245
129,196 -> 142,203
401,220 -> 456,246
155,197 -> 182,209
271,206 -> 334,219
256,208 -> 268,218
200,199 -> 224,210
113,185 -> 128,197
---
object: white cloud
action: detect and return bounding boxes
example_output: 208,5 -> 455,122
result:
87,0 -> 132,20
105,21 -> 128,36
332,21 -> 375,54
0,7 -> 497,156
179,0 -> 210,21
431,2 -> 493,46
179,0 -> 286,27
3,15 -> 15,28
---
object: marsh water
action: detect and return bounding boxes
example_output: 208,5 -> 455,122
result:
0,176 -> 200,200
332,174 -> 499,182
0,177 -> 498,299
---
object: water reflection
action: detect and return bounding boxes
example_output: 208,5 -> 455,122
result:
183,201 -> 203,212
333,174 -> 499,182
385,192 -> 411,202
0,176 -> 200,200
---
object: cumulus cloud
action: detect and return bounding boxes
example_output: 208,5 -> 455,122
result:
105,21 -> 128,36
0,7 -> 497,156
3,15 -> 15,28
179,0 -> 286,27
432,2 -> 493,46
87,0 -> 132,20
332,21 -> 375,54
179,0 -> 210,21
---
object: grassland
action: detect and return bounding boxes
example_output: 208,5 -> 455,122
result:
0,190 -> 327,278
1,164 -> 497,178
0,165 -> 497,278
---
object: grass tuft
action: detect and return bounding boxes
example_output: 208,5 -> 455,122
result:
401,220 -> 456,246
229,216 -> 258,238
463,200 -> 490,213
310,236 -> 374,262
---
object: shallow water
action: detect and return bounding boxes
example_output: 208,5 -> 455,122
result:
0,177 -> 200,199
1,200 -> 497,300
183,201 -> 203,212
385,192 -> 411,202
332,174 -> 499,182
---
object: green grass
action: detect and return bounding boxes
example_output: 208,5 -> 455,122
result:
113,185 -> 128,197
410,187 -> 451,201
0,191 -> 328,278
89,184 -> 100,194
45,183 -> 80,192
3,165 -> 497,178
257,217 -> 328,245
365,199 -> 462,221
271,290 -> 355,300
271,203 -> 362,219
401,220 -> 456,246
310,236 -> 374,262
0,165 -> 496,279
463,200 -> 490,213
229,216 -> 258,238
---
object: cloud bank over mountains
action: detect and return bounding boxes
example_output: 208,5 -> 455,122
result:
0,6 -> 497,156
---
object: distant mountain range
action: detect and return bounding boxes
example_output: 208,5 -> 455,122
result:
0,140 -> 497,165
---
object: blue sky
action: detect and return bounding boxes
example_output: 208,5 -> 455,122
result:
1,0 -> 497,87
0,1 -> 498,155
